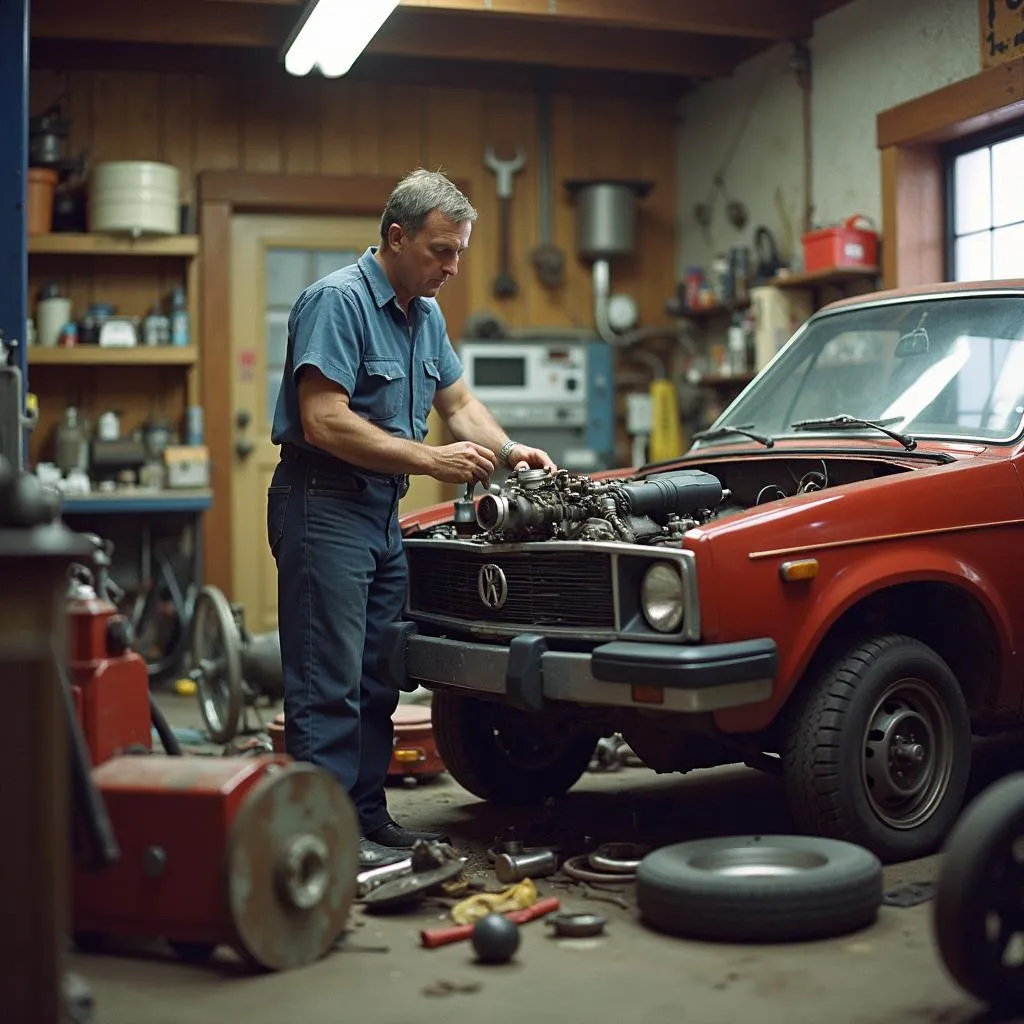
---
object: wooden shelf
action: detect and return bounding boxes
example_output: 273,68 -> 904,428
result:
768,266 -> 880,289
28,346 -> 198,366
28,234 -> 199,257
701,372 -> 754,387
669,300 -> 750,320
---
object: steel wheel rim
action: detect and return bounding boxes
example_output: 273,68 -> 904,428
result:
687,845 -> 829,878
191,589 -> 241,741
861,677 -> 953,829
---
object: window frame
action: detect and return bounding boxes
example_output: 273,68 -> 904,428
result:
943,116 -> 1024,282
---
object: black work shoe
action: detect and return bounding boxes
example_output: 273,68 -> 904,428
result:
364,819 -> 450,849
358,837 -> 412,869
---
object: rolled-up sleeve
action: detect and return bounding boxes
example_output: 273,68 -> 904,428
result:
291,287 -> 362,396
437,329 -> 464,389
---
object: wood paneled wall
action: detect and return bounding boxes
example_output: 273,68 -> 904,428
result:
28,63 -> 679,463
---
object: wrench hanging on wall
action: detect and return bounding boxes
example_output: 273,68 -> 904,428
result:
484,146 -> 526,300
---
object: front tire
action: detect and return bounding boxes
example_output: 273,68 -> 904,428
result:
431,691 -> 597,804
783,634 -> 971,862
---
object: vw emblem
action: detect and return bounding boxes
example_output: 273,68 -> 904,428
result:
478,563 -> 508,610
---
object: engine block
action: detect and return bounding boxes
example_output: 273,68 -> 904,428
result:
457,467 -> 724,546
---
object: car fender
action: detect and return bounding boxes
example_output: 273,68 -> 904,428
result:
714,543 -> 1015,734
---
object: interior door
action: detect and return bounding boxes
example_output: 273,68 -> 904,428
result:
229,214 -> 448,630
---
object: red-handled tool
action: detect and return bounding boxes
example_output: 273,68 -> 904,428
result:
420,896 -> 561,949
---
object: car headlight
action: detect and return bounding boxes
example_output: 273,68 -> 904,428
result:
641,561 -> 684,633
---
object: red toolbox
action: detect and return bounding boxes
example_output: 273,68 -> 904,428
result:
801,214 -> 879,273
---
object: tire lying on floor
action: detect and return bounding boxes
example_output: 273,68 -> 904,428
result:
636,835 -> 884,943
933,771 -> 1024,1013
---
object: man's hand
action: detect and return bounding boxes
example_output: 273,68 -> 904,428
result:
429,441 -> 496,484
507,444 -> 557,472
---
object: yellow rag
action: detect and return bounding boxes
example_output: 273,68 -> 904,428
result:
450,879 -> 538,925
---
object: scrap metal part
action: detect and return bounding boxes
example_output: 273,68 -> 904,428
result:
226,763 -> 359,969
361,860 -> 465,911
546,911 -> 608,938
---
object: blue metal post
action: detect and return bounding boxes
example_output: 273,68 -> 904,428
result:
0,0 -> 29,469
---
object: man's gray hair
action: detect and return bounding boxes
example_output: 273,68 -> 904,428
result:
380,169 -> 477,242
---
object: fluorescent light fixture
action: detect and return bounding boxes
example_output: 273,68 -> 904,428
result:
282,0 -> 400,79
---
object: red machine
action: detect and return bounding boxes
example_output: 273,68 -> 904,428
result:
66,552 -> 360,970
67,578 -> 151,764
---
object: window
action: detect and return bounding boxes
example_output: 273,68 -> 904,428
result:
946,122 -> 1024,282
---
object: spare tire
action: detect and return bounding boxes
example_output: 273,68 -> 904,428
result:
933,771 -> 1024,1012
636,834 -> 883,943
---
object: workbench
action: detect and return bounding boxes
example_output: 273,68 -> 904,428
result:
61,488 -> 213,516
60,488 -> 214,682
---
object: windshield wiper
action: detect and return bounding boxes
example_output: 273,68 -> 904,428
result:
789,414 -> 917,451
691,423 -> 775,448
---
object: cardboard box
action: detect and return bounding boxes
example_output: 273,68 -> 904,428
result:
163,445 -> 209,489
751,286 -> 814,371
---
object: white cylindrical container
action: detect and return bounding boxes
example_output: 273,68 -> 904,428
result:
89,161 -> 181,237
36,296 -> 72,348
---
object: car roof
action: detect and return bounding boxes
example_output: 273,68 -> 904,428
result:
819,278 -> 1024,313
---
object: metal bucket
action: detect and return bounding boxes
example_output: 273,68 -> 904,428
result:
565,179 -> 654,261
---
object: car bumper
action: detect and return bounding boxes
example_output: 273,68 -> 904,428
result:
380,622 -> 776,714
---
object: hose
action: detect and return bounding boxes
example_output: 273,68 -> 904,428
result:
149,693 -> 183,756
53,643 -> 120,872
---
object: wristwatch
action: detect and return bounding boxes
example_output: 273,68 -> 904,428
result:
499,440 -> 519,467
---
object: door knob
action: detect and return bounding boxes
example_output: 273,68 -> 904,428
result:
235,438 -> 255,459
235,409 -> 252,430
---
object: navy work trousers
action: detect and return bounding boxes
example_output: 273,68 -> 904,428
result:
267,448 -> 405,833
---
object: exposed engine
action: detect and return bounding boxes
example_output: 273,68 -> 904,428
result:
411,456 -> 915,548
441,466 -> 725,546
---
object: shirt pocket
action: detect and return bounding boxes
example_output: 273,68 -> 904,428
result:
414,357 -> 443,437
359,357 -> 408,422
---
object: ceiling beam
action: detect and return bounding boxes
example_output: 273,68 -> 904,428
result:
397,0 -> 810,41
30,0 -> 743,77
30,38 -> 694,101
372,10 -> 740,76
201,0 -> 810,41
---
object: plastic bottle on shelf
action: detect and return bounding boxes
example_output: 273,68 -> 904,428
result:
171,287 -> 190,347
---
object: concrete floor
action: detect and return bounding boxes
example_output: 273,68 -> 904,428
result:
71,693 -> 1021,1024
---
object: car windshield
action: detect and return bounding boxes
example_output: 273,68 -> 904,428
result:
705,293 -> 1024,445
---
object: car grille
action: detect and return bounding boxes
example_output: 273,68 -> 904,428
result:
407,547 -> 615,630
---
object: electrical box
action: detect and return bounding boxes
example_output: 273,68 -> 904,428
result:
459,338 -> 615,472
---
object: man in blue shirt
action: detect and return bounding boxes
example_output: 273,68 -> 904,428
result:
269,169 -> 554,867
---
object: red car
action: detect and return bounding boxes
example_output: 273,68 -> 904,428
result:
385,280 -> 1024,863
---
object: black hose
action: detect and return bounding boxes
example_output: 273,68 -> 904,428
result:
53,644 -> 120,872
149,693 -> 183,756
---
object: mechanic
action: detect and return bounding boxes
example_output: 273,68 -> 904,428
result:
268,169 -> 555,868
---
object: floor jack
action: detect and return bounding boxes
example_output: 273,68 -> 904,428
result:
67,538 -> 360,971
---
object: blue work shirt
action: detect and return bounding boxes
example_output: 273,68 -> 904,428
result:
271,247 -> 463,457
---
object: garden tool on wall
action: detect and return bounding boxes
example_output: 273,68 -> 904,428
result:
484,146 -> 526,299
